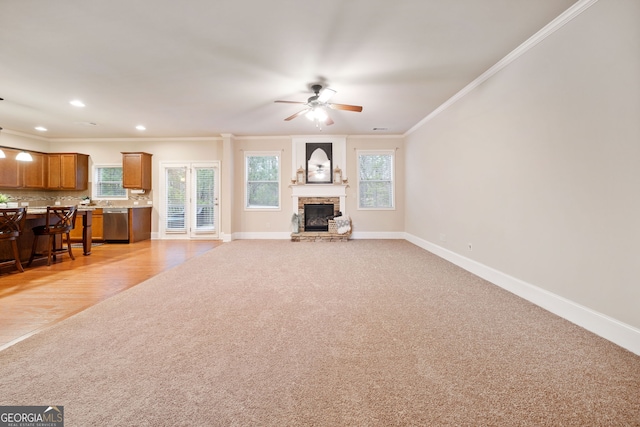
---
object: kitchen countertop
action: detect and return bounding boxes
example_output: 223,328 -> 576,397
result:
24,205 -> 152,214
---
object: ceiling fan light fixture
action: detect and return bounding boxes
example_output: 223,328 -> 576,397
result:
306,107 -> 328,123
275,84 -> 361,126
16,151 -> 33,162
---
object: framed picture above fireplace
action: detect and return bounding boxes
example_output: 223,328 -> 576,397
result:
306,142 -> 333,184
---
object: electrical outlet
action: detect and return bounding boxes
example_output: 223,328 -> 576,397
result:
147,201 -> 153,205
133,201 -> 139,205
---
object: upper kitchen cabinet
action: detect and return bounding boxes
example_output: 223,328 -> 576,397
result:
21,152 -> 48,189
0,148 -> 22,188
0,149 -> 47,189
48,153 -> 89,190
122,152 -> 152,190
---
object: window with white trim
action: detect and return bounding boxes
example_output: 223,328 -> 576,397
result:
357,150 -> 395,209
93,165 -> 127,199
245,152 -> 280,209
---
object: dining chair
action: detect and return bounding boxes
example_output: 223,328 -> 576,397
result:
28,205 -> 78,266
0,207 -> 28,272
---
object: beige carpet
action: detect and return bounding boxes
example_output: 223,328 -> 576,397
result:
0,240 -> 638,426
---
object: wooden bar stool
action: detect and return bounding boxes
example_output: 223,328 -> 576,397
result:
0,207 -> 28,272
28,206 -> 78,266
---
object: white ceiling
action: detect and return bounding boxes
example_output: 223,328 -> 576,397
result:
0,0 -> 577,139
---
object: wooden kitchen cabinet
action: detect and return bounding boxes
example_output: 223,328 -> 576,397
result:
21,152 -> 48,189
48,153 -> 89,190
0,148 -> 21,188
71,207 -> 149,243
0,149 -> 46,189
129,207 -> 151,243
122,152 -> 152,190
71,208 -> 103,241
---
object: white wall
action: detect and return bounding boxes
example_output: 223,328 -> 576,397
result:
0,130 -> 49,153
404,0 -> 640,350
50,137 -> 222,235
233,136 -> 293,238
232,135 -> 405,238
346,136 -> 405,237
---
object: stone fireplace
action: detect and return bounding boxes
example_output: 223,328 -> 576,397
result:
289,136 -> 348,241
290,184 -> 349,241
298,197 -> 340,233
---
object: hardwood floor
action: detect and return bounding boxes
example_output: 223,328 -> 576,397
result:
0,239 -> 222,351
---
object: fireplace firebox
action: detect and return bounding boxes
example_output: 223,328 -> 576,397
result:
304,204 -> 335,232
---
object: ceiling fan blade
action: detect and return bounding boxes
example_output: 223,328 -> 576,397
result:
318,88 -> 336,103
275,100 -> 307,105
284,109 -> 310,121
328,103 -> 363,112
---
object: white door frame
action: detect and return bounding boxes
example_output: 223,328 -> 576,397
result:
159,161 -> 220,240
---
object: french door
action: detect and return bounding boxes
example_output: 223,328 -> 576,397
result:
161,162 -> 219,239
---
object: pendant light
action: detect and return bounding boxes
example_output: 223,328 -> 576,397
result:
0,126 -> 33,160
16,151 -> 33,162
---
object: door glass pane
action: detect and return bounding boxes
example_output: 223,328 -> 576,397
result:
166,167 -> 186,231
195,167 -> 215,231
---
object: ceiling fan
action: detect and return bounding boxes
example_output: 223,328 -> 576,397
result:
275,84 -> 363,126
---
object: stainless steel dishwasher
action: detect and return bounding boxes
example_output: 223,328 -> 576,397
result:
103,208 -> 129,242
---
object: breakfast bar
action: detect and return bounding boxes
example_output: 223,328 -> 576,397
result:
28,207 -> 94,255
0,207 -> 93,267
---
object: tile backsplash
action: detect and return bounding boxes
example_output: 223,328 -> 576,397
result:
0,187 -> 151,207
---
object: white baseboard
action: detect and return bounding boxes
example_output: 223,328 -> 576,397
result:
404,233 -> 640,356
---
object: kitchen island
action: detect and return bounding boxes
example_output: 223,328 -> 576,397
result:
0,207 -> 94,268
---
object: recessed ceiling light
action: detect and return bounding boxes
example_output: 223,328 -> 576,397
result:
69,99 -> 86,107
135,125 -> 146,131
35,126 -> 48,131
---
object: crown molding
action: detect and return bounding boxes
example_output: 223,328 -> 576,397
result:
406,0 -> 600,136
0,128 -> 50,142
49,136 -> 223,143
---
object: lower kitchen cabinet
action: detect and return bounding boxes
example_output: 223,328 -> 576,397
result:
129,207 -> 151,243
71,208 -> 103,241
70,207 -> 150,244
